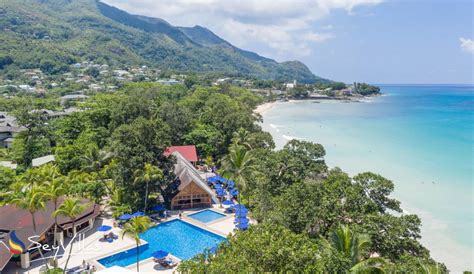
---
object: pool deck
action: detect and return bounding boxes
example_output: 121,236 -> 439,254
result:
6,205 -> 238,273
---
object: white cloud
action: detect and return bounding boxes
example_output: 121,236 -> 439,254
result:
101,0 -> 382,60
459,38 -> 474,54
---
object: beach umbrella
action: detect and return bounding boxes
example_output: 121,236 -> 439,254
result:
97,225 -> 112,232
210,244 -> 218,254
235,208 -> 248,218
234,217 -> 249,224
222,200 -> 233,206
207,176 -> 220,183
222,200 -> 233,209
229,189 -> 239,197
150,205 -> 165,211
226,181 -> 235,189
119,213 -> 132,220
216,189 -> 226,197
131,211 -> 145,218
152,250 -> 169,260
235,222 -> 249,230
233,204 -> 247,211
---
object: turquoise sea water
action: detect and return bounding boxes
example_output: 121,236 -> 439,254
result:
261,85 -> 473,272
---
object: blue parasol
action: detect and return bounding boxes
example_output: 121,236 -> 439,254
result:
210,244 -> 218,254
233,204 -> 247,211
150,205 -> 165,211
222,200 -> 233,206
234,217 -> 249,224
96,225 -> 112,232
216,189 -> 226,197
131,211 -> 145,218
226,181 -> 235,188
229,189 -> 239,197
119,213 -> 132,220
152,250 -> 169,259
235,222 -> 249,230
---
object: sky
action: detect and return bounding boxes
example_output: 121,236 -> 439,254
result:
101,0 -> 473,84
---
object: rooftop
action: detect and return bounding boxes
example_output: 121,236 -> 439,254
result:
0,198 -> 99,271
163,145 -> 198,162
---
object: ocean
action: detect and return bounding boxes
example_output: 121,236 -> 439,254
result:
260,84 -> 473,272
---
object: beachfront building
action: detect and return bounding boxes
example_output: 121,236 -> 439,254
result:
0,198 -> 100,271
170,151 -> 217,210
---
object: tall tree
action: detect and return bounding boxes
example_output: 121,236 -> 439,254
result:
328,225 -> 386,273
81,146 -> 113,194
231,128 -> 254,150
133,163 -> 163,212
53,197 -> 88,273
41,175 -> 67,245
121,216 -> 152,272
9,184 -> 47,233
220,144 -> 258,203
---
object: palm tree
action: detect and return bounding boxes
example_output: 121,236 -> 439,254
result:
81,146 -> 114,194
121,216 -> 152,272
220,144 -> 258,203
133,163 -> 162,213
0,148 -> 12,160
419,261 -> 445,274
53,197 -> 88,273
9,184 -> 47,233
36,164 -> 61,184
329,225 -> 386,273
41,177 -> 67,245
8,183 -> 51,269
231,128 -> 254,150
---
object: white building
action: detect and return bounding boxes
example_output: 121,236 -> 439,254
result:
285,80 -> 297,90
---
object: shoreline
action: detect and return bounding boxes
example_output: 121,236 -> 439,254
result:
254,93 -> 382,114
253,101 -> 277,115
258,97 -> 473,272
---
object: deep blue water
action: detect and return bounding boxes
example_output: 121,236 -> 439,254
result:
98,219 -> 225,268
188,209 -> 226,223
262,84 -> 473,272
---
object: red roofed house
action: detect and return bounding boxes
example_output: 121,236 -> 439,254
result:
163,145 -> 198,164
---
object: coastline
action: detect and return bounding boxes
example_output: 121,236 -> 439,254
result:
254,101 -> 277,115
257,90 -> 474,273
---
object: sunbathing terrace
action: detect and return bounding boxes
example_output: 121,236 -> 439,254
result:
0,197 -> 100,272
3,206 -> 236,273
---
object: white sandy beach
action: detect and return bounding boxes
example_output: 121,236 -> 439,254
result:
253,101 -> 276,115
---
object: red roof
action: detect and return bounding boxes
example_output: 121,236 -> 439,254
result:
164,145 -> 198,162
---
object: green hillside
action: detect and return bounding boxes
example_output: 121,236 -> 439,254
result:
0,0 -> 327,83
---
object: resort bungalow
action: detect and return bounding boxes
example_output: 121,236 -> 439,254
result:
163,145 -> 198,165
0,198 -> 100,271
170,151 -> 217,210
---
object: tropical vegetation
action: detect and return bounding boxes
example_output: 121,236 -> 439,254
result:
0,81 -> 447,272
121,216 -> 152,272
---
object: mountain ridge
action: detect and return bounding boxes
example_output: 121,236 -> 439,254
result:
0,0 -> 328,83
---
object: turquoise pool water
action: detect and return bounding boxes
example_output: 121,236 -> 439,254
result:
98,219 -> 225,268
188,209 -> 226,223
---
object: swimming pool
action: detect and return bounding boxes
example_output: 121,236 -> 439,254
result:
188,209 -> 226,223
97,219 -> 225,268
